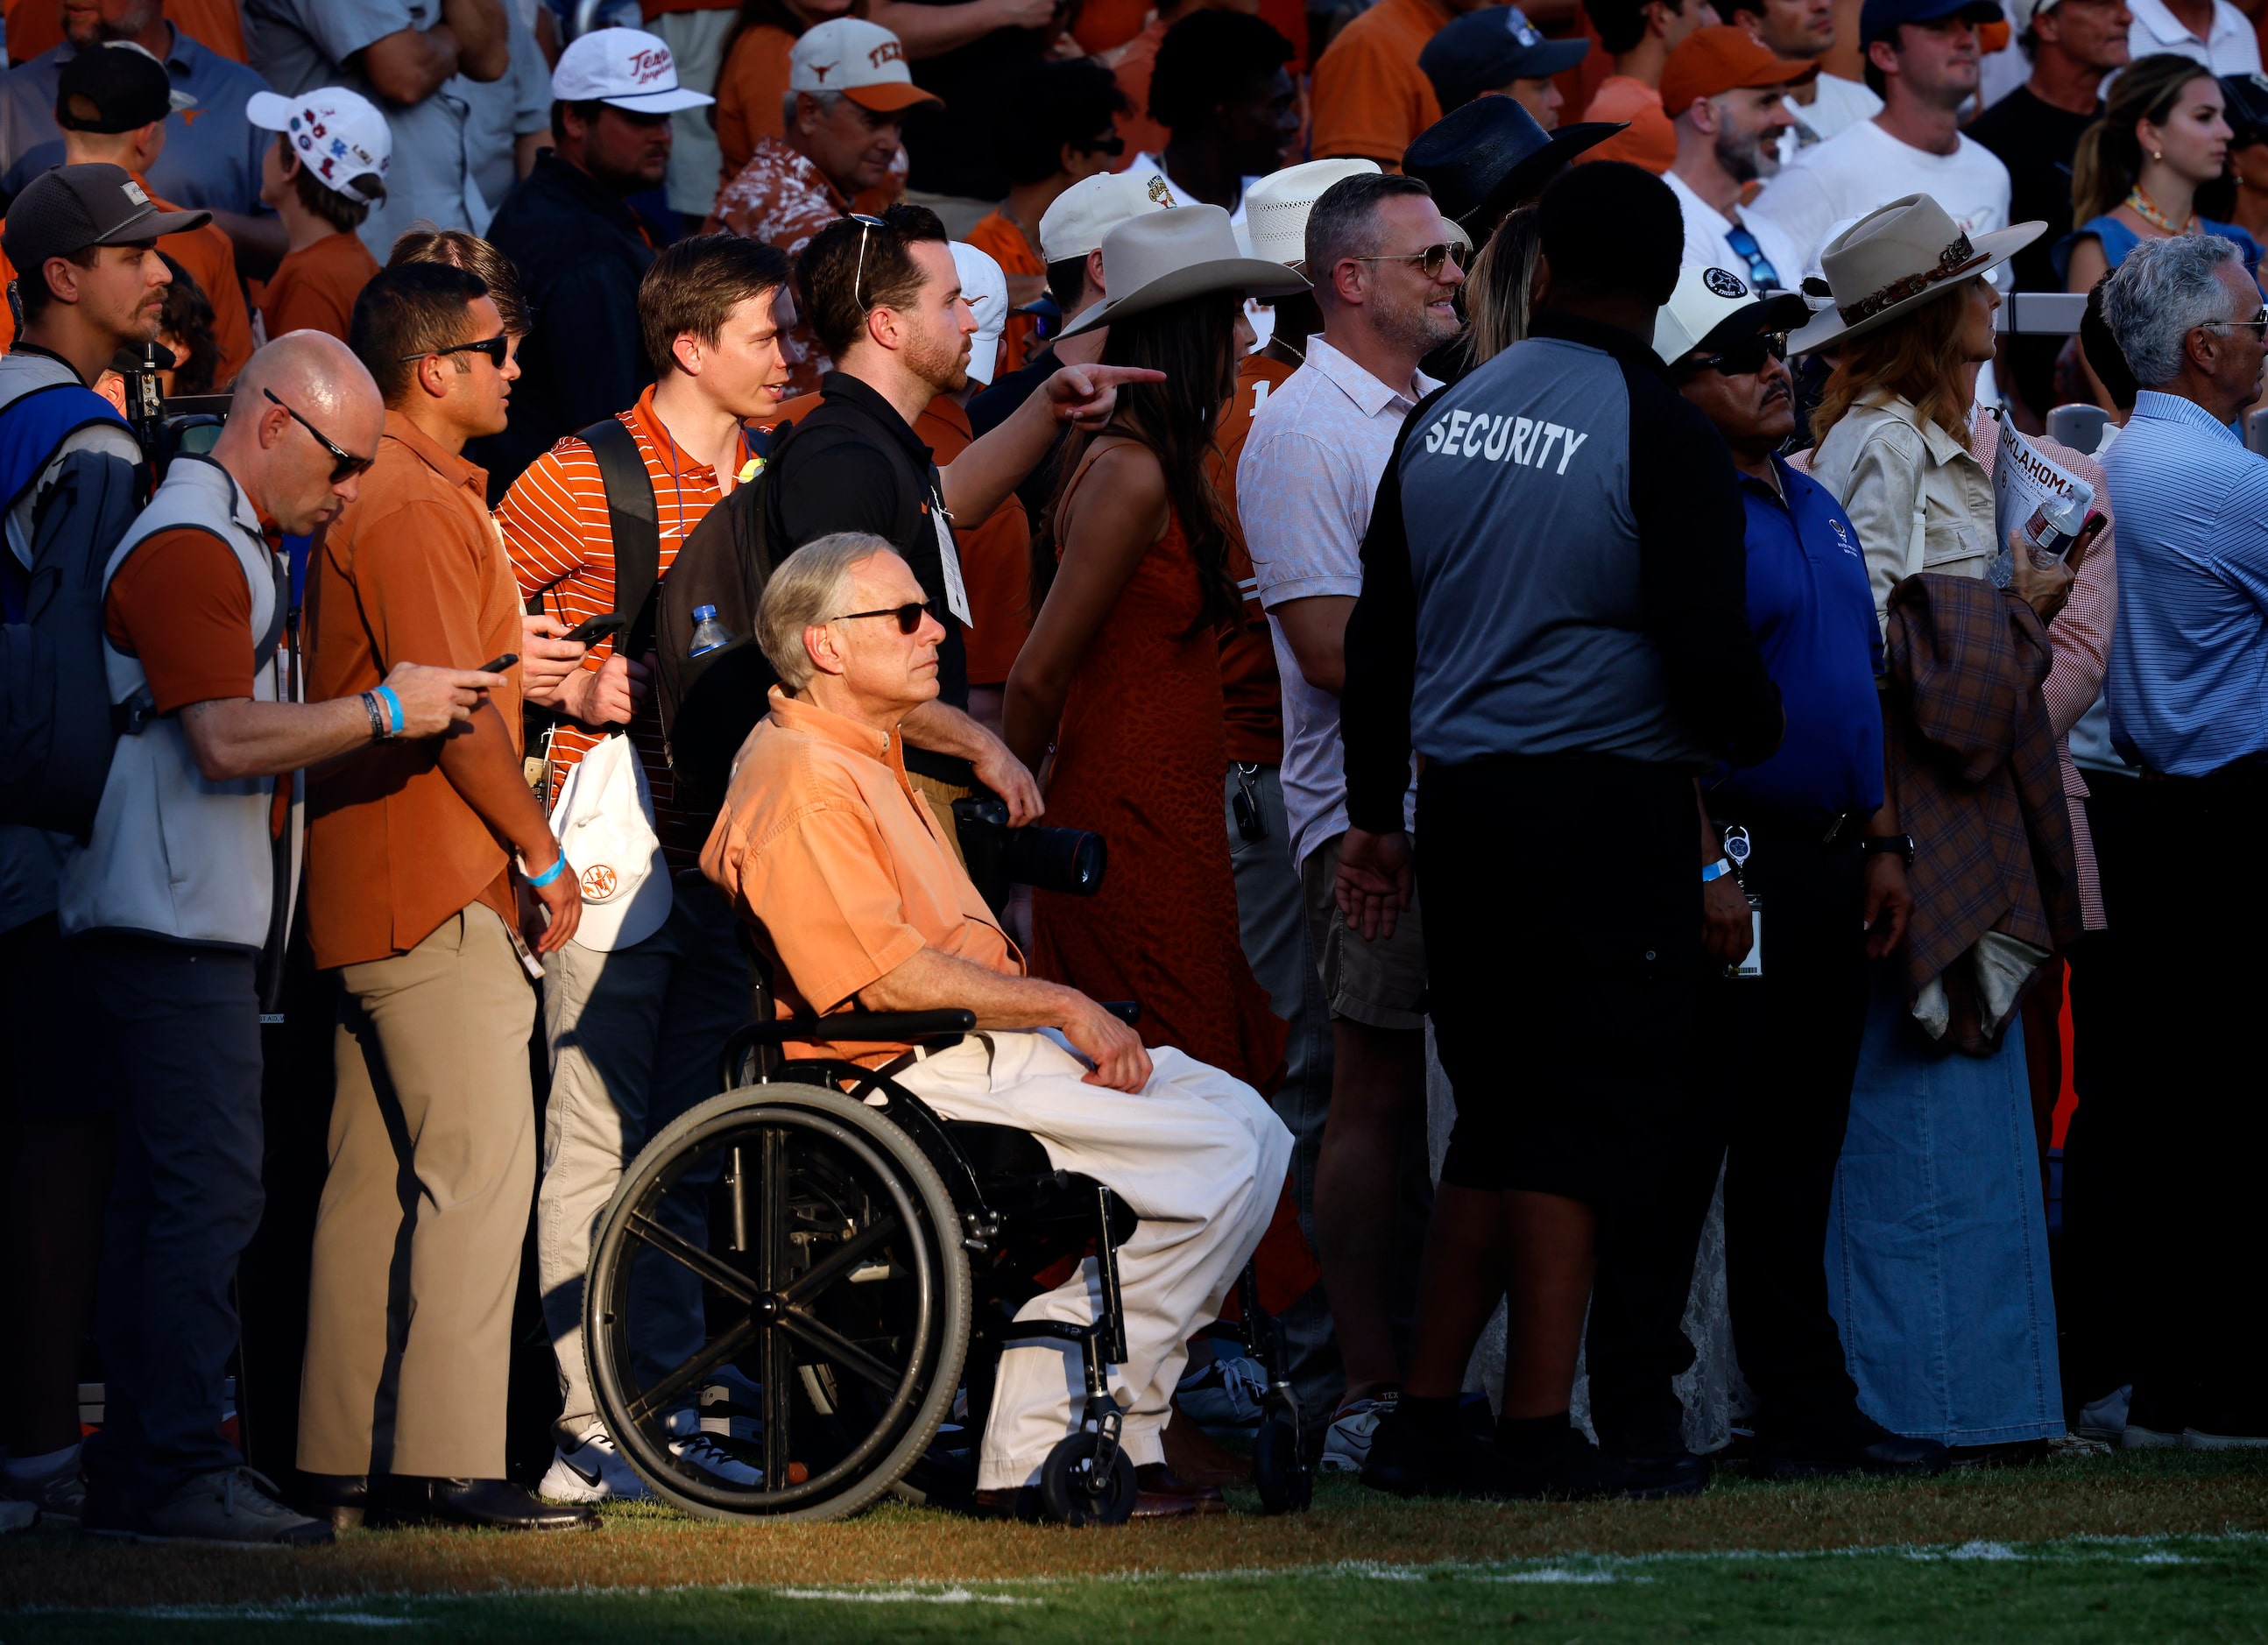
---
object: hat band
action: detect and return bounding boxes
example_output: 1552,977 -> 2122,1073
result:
1836,235 -> 1986,328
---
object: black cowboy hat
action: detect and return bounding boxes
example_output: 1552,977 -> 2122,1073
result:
1402,96 -> 1622,234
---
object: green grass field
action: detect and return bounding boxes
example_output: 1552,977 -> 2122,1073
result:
5,1453 -> 2266,1642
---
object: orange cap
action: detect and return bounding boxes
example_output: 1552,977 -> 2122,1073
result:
1659,25 -> 1819,117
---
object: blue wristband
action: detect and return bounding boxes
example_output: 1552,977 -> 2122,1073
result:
372,684 -> 404,738
526,853 -> 568,889
1701,858 -> 1735,884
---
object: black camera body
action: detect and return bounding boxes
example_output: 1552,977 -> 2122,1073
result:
951,796 -> 1107,914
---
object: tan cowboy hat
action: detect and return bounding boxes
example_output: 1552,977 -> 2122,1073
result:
1061,204 -> 1310,337
1787,194 -> 2045,355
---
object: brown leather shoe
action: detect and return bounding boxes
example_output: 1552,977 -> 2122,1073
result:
970,1486 -> 1041,1521
1163,1404 -> 1254,1486
1131,1464 -> 1226,1518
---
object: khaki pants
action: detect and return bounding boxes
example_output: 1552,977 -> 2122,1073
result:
297,904 -> 537,1479
907,769 -> 972,869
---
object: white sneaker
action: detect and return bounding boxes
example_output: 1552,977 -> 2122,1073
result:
2077,1386 -> 2130,1445
1320,1390 -> 1398,1473
670,1432 -> 763,1488
1176,1353 -> 1269,1429
539,1426 -> 653,1503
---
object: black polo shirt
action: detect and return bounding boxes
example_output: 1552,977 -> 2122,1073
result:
767,371 -> 972,784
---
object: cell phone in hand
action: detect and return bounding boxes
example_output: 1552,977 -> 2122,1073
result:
478,653 -> 518,674
561,614 -> 622,647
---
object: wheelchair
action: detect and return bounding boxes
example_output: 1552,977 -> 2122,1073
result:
580,972 -> 1312,1525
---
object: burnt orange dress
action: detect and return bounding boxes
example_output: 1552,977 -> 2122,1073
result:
1030,487 -> 1289,1098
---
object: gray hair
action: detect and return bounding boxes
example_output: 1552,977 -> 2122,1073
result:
2102,232 -> 2245,387
1304,173 -> 1435,288
782,88 -> 844,130
757,532 -> 898,690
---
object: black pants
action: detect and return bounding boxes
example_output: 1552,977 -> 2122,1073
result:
2109,764 -> 2266,1414
1588,817 -> 1869,1449
75,935 -> 265,1509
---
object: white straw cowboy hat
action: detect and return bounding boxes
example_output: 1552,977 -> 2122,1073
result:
1788,193 -> 2044,354
1240,158 -> 1380,265
1062,204 -> 1311,337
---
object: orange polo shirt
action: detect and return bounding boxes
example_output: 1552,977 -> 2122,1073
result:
704,686 -> 1022,1063
305,410 -> 526,970
1311,0 -> 1450,165
962,208 -> 1046,375
1578,74 -> 1676,173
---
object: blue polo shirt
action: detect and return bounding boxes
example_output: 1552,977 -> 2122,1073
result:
0,27 -> 273,215
1704,453 -> 1885,824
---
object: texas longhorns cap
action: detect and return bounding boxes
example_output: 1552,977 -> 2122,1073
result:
788,19 -> 943,113
550,27 -> 714,114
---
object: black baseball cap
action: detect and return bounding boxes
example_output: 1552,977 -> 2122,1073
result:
3,163 -> 209,272
56,41 -> 188,134
1858,0 -> 2001,45
2222,73 -> 2268,147
1420,8 -> 1591,113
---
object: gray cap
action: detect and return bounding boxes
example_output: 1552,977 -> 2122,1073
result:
3,163 -> 209,275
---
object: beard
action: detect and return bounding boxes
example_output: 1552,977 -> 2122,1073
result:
906,321 -> 969,396
1374,282 -> 1461,357
1714,124 -> 1780,187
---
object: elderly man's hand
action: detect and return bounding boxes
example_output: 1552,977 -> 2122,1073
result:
1061,993 -> 1152,1091
1041,363 -> 1169,432
1334,827 -> 1412,942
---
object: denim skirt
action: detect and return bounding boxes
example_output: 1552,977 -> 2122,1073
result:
1824,963 -> 2063,1446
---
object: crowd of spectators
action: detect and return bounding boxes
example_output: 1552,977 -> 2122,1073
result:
1,0 -> 2265,1548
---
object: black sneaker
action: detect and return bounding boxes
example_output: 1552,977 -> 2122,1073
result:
1752,1410 -> 1948,1479
1360,1407 -> 1505,1499
1496,1423 -> 1658,1500
1595,1413 -> 1712,1499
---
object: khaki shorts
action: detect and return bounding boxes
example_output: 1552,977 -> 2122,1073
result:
1300,831 -> 1428,1032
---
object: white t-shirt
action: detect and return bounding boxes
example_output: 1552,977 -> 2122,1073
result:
2125,0 -> 2262,74
1748,116 -> 2013,278
1776,71 -> 1881,167
1665,167 -> 1806,292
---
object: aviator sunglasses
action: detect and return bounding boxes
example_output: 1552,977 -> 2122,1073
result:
1352,239 -> 1472,279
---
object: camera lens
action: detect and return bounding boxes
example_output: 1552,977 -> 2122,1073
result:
1002,824 -> 1107,896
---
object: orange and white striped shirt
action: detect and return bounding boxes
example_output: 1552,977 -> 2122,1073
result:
495,384 -> 755,869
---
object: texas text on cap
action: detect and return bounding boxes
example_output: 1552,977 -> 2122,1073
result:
245,88 -> 392,205
789,18 -> 943,112
1659,25 -> 1818,114
550,27 -> 715,114
1038,168 -> 1177,264
3,162 -> 210,273
1858,0 -> 2002,45
1419,8 -> 1591,112
56,40 -> 194,133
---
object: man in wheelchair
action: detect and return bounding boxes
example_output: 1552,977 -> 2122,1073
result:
699,532 -> 1294,1518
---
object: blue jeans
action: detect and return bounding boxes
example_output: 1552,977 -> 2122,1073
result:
77,935 -> 265,1507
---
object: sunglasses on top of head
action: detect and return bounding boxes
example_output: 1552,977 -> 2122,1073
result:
264,388 -> 374,484
832,600 -> 935,635
1678,331 -> 1790,380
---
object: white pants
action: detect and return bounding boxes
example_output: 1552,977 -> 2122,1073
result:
894,1030 -> 1291,1491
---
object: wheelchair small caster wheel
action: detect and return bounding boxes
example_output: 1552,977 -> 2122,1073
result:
1040,1431 -> 1137,1526
1254,1417 -> 1311,1514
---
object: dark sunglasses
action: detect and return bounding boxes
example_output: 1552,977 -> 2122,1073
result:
848,211 -> 889,308
1353,240 -> 1471,279
1681,331 -> 1791,379
831,601 -> 934,635
263,388 -> 373,484
397,333 -> 512,368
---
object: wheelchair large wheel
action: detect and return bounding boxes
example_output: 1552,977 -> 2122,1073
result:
585,1082 -> 971,1521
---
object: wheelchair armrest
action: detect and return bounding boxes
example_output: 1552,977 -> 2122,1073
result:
737,1009 -> 977,1046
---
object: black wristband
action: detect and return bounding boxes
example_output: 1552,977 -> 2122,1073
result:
360,690 -> 386,742
1862,832 -> 1916,866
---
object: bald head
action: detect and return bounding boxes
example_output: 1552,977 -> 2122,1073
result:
231,330 -> 382,430
215,330 -> 385,536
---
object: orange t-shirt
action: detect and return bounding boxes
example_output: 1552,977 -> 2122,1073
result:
705,686 -> 1021,1063
917,392 -> 1033,688
962,208 -> 1046,375
1310,0 -> 1450,165
1103,17 -> 1169,170
1074,0 -> 1152,54
1211,350 -> 1294,766
712,22 -> 795,196
9,1 -> 246,64
258,230 -> 380,345
1578,74 -> 1675,173
102,527 -> 258,711
304,411 -> 526,970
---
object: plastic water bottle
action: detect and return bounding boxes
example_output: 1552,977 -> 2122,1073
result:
689,604 -> 732,658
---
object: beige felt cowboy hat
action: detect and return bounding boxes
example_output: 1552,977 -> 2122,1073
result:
1061,204 -> 1311,337
1787,193 -> 2045,354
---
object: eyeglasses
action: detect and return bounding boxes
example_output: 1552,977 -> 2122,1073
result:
1352,240 -> 1472,279
2206,306 -> 2268,335
831,601 -> 934,635
847,211 -> 888,309
396,332 -> 512,368
1678,331 -> 1790,379
263,388 -> 373,484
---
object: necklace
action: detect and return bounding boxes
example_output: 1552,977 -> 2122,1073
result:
2126,185 -> 2198,236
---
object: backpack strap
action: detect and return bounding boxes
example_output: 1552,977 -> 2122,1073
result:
579,416 -> 661,657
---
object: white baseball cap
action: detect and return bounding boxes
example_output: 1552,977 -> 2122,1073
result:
1653,264 -> 1809,367
1038,168 -> 1178,265
245,87 -> 391,204
789,18 -> 943,113
551,27 -> 714,114
1240,158 -> 1380,265
951,241 -> 1009,385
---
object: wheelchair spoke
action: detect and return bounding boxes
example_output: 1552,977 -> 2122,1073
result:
780,1213 -> 902,1307
761,1126 -> 791,1490
626,1211 -> 760,1304
776,1307 -> 907,1395
625,1318 -> 759,1428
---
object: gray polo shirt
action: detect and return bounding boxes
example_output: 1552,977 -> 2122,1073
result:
0,27 -> 273,214
244,0 -> 480,256
455,0 -> 548,229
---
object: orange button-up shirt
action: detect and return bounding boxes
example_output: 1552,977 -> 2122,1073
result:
305,410 -> 525,970
704,687 -> 1021,1063
1311,0 -> 1451,165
